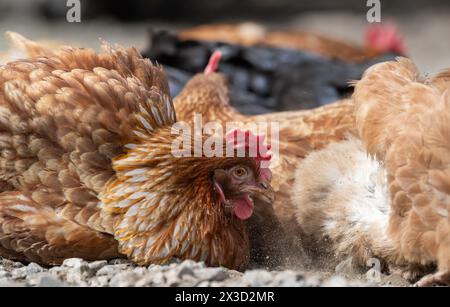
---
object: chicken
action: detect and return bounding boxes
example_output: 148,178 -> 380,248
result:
178,23 -> 407,63
292,58 -> 450,286
0,32 -> 274,270
174,52 -> 357,243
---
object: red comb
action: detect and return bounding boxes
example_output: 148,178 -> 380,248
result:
226,129 -> 272,177
365,23 -> 407,55
204,51 -> 222,75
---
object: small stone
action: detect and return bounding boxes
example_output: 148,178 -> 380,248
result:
11,267 -> 27,280
35,274 -> 67,287
88,260 -> 108,272
134,276 -> 154,287
0,270 -> 10,279
132,266 -> 147,275
62,259 -> 93,284
242,270 -> 273,286
48,266 -> 65,278
179,259 -> 204,269
0,258 -> 24,268
26,263 -> 44,274
97,265 -> 121,277
109,271 -> 140,287
164,270 -> 181,286
177,266 -> 194,279
151,271 -> 166,286
195,268 -> 228,282
89,275 -> 110,287
149,264 -> 170,273
62,258 -> 86,268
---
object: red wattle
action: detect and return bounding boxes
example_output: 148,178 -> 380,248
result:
233,196 -> 254,220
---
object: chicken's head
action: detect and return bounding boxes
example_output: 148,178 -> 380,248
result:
212,129 -> 274,220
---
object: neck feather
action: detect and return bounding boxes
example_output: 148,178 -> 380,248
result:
174,73 -> 244,125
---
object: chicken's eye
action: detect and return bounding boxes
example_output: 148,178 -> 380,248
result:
233,167 -> 248,178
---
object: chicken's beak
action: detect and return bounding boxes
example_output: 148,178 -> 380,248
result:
245,181 -> 275,205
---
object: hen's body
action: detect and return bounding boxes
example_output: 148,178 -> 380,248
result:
0,34 -> 269,269
293,58 -> 450,286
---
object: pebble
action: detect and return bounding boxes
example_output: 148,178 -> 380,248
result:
177,266 -> 194,279
195,268 -> 228,282
11,267 -> 27,280
242,270 -> 274,286
164,270 -> 181,286
26,263 -> 45,275
109,272 -> 140,287
96,265 -> 123,276
88,260 -> 108,272
150,271 -> 166,286
0,270 -> 10,279
89,275 -> 110,287
35,274 -> 67,287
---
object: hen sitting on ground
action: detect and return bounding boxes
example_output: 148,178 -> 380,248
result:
0,33 -> 274,270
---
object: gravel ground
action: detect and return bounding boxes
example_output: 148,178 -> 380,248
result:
0,258 -> 362,287
0,257 -> 414,287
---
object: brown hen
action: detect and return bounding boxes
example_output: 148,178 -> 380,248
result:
293,58 -> 450,286
0,33 -> 274,269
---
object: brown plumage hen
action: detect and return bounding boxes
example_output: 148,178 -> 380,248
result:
0,33 -> 274,269
293,58 -> 450,286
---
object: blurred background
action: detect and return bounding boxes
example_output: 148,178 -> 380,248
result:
0,0 -> 449,73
